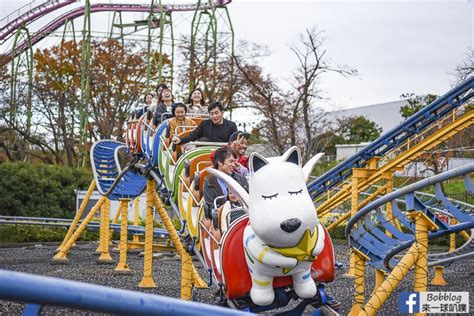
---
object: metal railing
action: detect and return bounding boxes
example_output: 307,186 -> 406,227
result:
0,269 -> 249,315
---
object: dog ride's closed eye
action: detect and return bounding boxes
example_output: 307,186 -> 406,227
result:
261,193 -> 278,200
288,189 -> 303,195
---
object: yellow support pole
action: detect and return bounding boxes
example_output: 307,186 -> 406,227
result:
96,201 -> 106,253
181,252 -> 193,300
411,214 -> 431,294
326,211 -> 350,231
430,266 -> 447,286
385,199 -> 393,238
359,211 -> 438,315
384,173 -> 401,235
411,211 -> 438,316
460,230 -> 470,241
154,192 -> 207,290
98,198 -> 113,263
115,199 -> 131,273
349,250 -> 368,316
449,217 -> 456,252
139,180 -> 157,288
374,269 -> 385,291
359,244 -> 419,316
57,180 -> 96,252
345,176 -> 359,278
52,196 -> 106,262
132,197 -> 141,245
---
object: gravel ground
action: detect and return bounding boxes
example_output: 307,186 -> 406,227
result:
0,240 -> 472,315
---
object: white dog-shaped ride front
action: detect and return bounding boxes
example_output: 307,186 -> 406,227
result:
243,147 -> 325,306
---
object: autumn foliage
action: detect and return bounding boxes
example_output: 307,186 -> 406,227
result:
1,39 -> 166,166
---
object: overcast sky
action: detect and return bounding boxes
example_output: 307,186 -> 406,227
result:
229,0 -> 472,109
1,0 -> 472,110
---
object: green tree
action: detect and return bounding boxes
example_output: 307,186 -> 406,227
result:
0,162 -> 91,218
337,116 -> 382,144
399,93 -> 438,119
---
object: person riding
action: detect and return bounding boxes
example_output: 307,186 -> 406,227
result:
203,146 -> 248,216
168,102 -> 197,139
228,131 -> 251,176
147,83 -> 167,118
153,87 -> 174,126
154,83 -> 168,106
220,191 -> 244,231
186,88 -> 207,115
172,101 -> 237,145
132,93 -> 153,120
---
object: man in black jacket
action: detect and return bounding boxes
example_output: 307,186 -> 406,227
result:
172,101 -> 237,145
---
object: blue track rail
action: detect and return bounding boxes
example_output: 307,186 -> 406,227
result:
0,269 -> 250,315
308,77 -> 474,199
345,163 -> 474,271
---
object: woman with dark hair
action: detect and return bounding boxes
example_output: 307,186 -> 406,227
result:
153,87 -> 174,126
148,83 -> 168,116
186,88 -> 207,115
155,83 -> 168,101
133,92 -> 154,119
168,102 -> 197,139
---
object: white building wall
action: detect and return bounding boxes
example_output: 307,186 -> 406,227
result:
327,100 -> 408,133
335,143 -> 371,161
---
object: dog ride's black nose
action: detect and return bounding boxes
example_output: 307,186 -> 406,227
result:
280,218 -> 301,233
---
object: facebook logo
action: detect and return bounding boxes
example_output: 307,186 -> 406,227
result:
398,292 -> 420,313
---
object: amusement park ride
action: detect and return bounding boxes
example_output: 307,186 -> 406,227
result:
0,75 -> 470,315
0,1 -> 473,315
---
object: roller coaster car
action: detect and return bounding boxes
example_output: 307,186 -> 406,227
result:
127,113 -> 337,312
186,156 -> 212,201
197,149 -> 336,313
161,116 -> 203,164
177,155 -> 212,232
126,113 -> 149,154
199,208 -> 335,312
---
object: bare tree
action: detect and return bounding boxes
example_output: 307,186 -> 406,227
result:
289,27 -> 357,160
232,41 -> 289,153
233,28 -> 357,160
454,47 -> 474,84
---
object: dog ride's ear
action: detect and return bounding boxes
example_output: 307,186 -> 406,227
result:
282,146 -> 301,166
303,152 -> 325,181
250,152 -> 269,174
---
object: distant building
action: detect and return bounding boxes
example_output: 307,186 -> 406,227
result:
328,100 -> 408,133
335,143 -> 370,161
